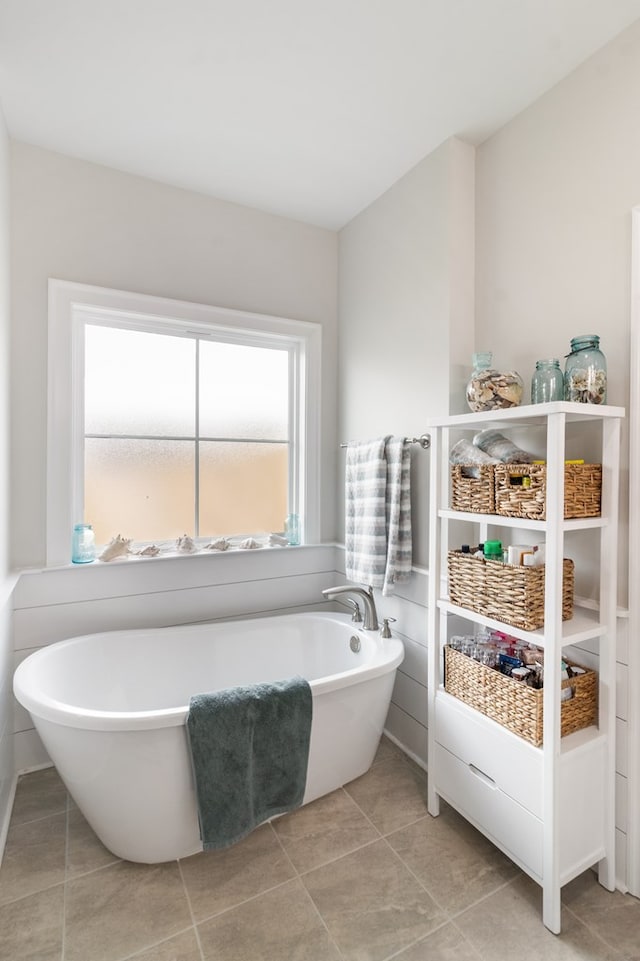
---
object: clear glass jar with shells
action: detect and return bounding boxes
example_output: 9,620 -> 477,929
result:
465,352 -> 524,413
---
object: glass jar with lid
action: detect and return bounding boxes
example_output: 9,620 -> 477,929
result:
530,358 -> 564,404
465,352 -> 523,413
564,335 -> 607,404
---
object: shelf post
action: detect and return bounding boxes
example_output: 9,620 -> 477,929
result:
598,415 -> 621,891
541,410 -> 565,934
427,425 -> 441,816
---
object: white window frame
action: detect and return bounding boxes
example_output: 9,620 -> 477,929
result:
47,280 -> 321,567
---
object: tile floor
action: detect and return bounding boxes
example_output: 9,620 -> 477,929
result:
1,737 -> 639,961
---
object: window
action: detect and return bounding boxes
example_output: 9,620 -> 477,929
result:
48,281 -> 321,566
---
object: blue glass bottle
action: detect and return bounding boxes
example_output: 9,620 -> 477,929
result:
72,523 -> 96,563
284,513 -> 300,546
530,358 -> 564,404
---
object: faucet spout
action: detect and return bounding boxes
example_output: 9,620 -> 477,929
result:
321,584 -> 379,631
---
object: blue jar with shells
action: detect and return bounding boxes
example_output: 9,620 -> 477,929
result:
564,335 -> 607,405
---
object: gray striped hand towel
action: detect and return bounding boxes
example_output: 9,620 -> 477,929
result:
345,436 -> 412,596
383,436 -> 412,595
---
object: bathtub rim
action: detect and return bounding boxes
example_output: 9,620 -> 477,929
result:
13,611 -> 404,732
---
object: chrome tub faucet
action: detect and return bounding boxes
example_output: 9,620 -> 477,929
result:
321,584 -> 379,631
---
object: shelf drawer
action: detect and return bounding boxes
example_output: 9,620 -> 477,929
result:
436,691 -> 543,817
434,742 -> 543,881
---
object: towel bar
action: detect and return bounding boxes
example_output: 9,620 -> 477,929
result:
340,434 -> 430,450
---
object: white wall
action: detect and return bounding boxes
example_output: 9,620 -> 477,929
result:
10,143 -> 339,570
0,101 -> 15,855
475,18 -> 639,609
475,16 -> 640,893
337,136 -> 475,567
336,135 -> 475,785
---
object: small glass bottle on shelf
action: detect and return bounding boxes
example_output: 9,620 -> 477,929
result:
530,358 -> 564,404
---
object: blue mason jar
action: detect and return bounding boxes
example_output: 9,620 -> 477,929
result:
530,358 -> 564,404
284,513 -> 300,546
564,335 -> 607,404
72,523 -> 96,564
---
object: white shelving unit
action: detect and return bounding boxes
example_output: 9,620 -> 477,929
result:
426,401 -> 623,933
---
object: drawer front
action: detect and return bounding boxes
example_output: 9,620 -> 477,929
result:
436,691 -> 543,817
434,742 -> 543,880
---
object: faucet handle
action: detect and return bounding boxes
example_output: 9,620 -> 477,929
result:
345,598 -> 363,624
380,617 -> 397,638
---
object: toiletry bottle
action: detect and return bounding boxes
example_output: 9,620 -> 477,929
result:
483,540 -> 503,562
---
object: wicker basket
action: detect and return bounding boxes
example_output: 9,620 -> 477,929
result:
444,645 -> 597,746
450,464 -> 495,514
494,463 -> 602,520
447,550 -> 574,631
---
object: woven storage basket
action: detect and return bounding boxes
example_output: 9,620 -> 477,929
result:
494,463 -> 602,520
447,551 -> 574,631
450,464 -> 495,514
444,645 -> 597,746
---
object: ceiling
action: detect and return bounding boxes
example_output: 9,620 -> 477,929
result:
2,1 -> 640,230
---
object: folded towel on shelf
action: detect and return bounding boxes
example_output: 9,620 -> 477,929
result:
345,436 -> 412,596
185,676 -> 312,850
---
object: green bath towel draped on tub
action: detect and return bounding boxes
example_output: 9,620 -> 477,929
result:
186,676 -> 313,850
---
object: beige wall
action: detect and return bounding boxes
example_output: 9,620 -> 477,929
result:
10,143 -> 339,568
337,136 -> 475,566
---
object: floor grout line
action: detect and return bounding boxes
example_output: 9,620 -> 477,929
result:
183,865 -> 300,927
269,821 -> 348,961
115,924 -> 203,961
5,807 -> 68,829
0,876 -> 66,909
177,858 -> 207,961
61,800 -> 70,961
561,900 -> 630,960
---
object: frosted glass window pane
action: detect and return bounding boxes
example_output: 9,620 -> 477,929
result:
199,341 -> 288,439
85,439 -> 194,544
199,442 -> 288,536
85,325 -> 195,435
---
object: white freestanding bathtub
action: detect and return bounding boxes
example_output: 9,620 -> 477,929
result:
14,611 -> 404,863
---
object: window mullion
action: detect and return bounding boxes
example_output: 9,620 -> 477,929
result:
194,338 -> 200,538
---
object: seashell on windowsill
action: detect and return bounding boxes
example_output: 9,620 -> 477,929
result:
239,537 -> 261,550
99,534 -> 132,562
176,534 -> 197,554
268,533 -> 289,547
203,537 -> 230,551
134,544 -> 161,557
